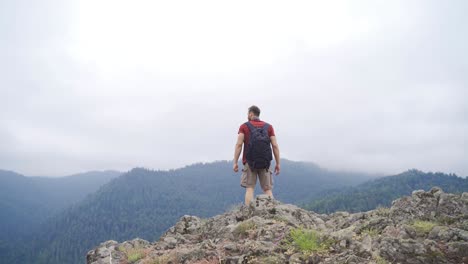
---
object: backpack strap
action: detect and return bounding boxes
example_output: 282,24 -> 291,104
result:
244,121 -> 256,132
245,122 -> 270,133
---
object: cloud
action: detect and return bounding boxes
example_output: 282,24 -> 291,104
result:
1,0 -> 467,176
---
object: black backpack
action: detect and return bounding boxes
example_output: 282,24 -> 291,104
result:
245,121 -> 273,169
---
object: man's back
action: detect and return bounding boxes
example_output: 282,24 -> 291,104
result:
238,118 -> 275,165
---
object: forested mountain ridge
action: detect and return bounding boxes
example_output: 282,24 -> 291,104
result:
0,169 -> 121,263
18,159 -> 376,264
0,169 -> 121,235
302,169 -> 468,214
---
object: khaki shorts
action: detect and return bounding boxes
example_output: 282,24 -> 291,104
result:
240,163 -> 273,191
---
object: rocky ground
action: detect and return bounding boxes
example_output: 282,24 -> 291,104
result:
87,187 -> 468,264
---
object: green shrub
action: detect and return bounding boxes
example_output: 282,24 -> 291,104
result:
411,220 -> 437,236
119,247 -> 146,263
282,227 -> 333,254
361,227 -> 379,237
234,220 -> 256,237
127,251 -> 144,263
374,254 -> 388,264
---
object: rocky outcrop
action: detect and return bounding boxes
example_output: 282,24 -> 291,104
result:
87,187 -> 468,264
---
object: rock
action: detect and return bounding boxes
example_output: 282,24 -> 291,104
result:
339,239 -> 347,248
87,189 -> 468,264
383,225 -> 411,239
223,243 -> 238,252
361,234 -> 372,252
308,254 -> 322,264
330,225 -> 356,242
288,253 -> 304,264
163,236 -> 177,249
86,240 -> 119,264
390,187 -> 468,224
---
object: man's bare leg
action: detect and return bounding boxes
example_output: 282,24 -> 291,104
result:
245,187 -> 254,205
263,189 -> 274,199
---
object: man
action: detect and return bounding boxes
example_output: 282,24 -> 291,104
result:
233,105 -> 281,205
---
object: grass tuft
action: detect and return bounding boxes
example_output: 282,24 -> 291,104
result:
281,227 -> 333,254
234,220 -> 256,237
374,254 -> 388,264
411,220 -> 437,236
127,248 -> 146,263
361,227 -> 380,237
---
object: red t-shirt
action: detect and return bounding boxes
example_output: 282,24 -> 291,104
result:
238,119 -> 275,165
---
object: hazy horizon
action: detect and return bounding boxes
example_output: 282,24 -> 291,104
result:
4,158 -> 466,179
1,1 -> 467,176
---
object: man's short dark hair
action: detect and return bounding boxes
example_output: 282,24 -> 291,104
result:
248,105 -> 261,116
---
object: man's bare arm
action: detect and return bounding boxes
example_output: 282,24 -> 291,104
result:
270,136 -> 281,174
233,133 -> 244,172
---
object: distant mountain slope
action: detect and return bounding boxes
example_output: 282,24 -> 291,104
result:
0,169 -> 121,262
0,170 -> 49,240
302,169 -> 468,214
24,159 -> 376,264
28,170 -> 123,211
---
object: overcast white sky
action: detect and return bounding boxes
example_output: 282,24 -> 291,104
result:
1,0 -> 467,176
